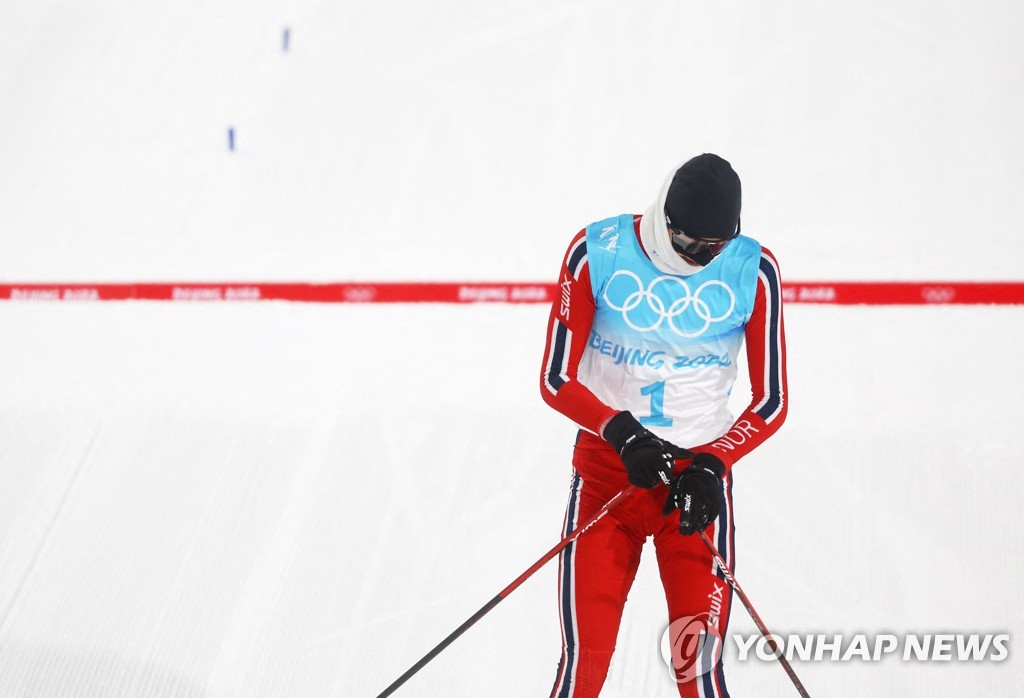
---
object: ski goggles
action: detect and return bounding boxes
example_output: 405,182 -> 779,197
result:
666,214 -> 741,258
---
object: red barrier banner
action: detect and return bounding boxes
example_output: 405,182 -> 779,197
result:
778,282 -> 1024,305
1,282 -> 1022,305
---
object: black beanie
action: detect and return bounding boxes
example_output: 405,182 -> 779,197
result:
664,154 -> 742,240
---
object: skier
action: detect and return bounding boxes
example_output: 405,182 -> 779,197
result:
539,154 -> 788,697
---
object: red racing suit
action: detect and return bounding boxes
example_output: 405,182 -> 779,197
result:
539,215 -> 788,698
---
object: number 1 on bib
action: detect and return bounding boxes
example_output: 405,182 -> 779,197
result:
638,380 -> 673,427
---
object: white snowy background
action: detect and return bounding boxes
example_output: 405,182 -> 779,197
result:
1,1 -> 1022,697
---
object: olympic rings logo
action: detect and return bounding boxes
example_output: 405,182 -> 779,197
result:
602,270 -> 736,338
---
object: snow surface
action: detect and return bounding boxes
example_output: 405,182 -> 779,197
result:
1,302 -> 1022,697
2,0 -> 1024,696
1,0 -> 1023,282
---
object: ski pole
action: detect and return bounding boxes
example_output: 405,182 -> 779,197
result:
698,530 -> 811,697
375,485 -> 638,697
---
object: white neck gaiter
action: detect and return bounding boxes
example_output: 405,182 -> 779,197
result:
638,166 -> 704,277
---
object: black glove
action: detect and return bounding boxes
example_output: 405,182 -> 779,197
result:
662,453 -> 726,534
603,412 -> 693,489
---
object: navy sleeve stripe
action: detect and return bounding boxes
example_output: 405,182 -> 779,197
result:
567,237 -> 588,280
754,253 -> 785,423
544,318 -> 571,395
